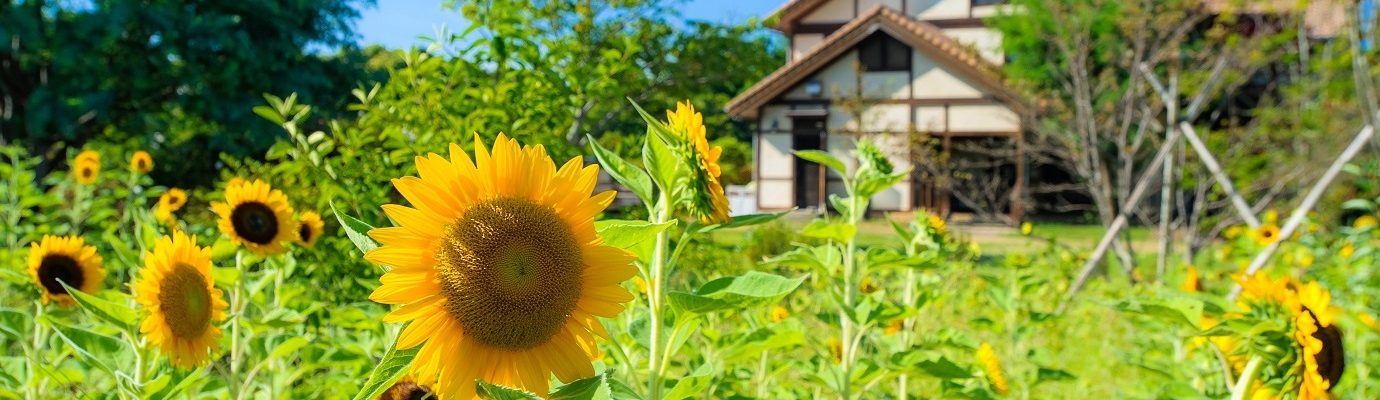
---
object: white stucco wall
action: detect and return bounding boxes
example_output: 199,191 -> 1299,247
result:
859,0 -> 904,12
792,33 -> 826,62
803,0 -> 856,23
942,27 -> 1004,65
911,50 -> 986,99
906,0 -> 971,19
948,104 -> 1020,132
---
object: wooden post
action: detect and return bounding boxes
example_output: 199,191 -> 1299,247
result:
1156,73 -> 1178,281
1227,124 -> 1376,300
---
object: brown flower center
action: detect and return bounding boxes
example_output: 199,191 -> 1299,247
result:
230,202 -> 279,244
37,254 -> 83,295
158,263 -> 213,338
1303,307 -> 1345,388
434,197 -> 582,350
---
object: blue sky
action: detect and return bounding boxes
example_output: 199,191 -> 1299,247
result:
353,1 -> 779,48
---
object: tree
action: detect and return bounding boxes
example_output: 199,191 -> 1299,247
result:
0,0 -> 376,184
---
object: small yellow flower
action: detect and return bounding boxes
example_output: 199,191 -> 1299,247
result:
1296,251 -> 1315,268
927,214 -> 947,236
884,319 -> 903,336
1225,225 -> 1245,239
1264,209 -> 1280,225
1253,224 -> 1281,246
295,211 -> 325,248
73,157 -> 100,185
1181,265 -> 1201,293
664,101 -> 730,223
1354,215 -> 1378,229
1019,222 -> 1033,236
632,276 -> 648,294
860,277 -> 879,294
770,305 -> 789,322
131,151 -> 154,174
827,337 -> 843,364
977,342 -> 1009,395
1339,242 -> 1355,259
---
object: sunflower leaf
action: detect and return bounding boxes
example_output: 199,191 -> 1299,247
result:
350,342 -> 419,400
49,320 -> 126,376
793,150 -> 846,176
59,281 -> 137,334
596,219 -> 675,251
670,272 -> 805,315
330,201 -> 378,255
663,363 -> 714,400
476,380 -> 542,400
685,210 -> 790,234
548,369 -> 612,400
0,309 -> 28,339
587,135 -> 654,208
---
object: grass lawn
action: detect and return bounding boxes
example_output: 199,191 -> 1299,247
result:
709,212 -> 1160,256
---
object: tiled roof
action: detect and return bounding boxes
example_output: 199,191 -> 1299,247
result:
1200,0 -> 1347,38
727,5 -> 1021,119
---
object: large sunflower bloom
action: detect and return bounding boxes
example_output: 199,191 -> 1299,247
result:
296,211 -> 325,248
977,342 -> 1010,395
665,101 -> 730,223
1292,282 -> 1343,400
134,233 -> 227,368
28,235 -> 105,305
364,134 -> 637,399
131,151 -> 154,174
211,179 -> 298,255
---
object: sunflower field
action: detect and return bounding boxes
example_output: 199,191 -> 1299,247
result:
2,93 -> 1379,399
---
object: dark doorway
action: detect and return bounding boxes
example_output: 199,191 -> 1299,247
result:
792,117 -> 826,208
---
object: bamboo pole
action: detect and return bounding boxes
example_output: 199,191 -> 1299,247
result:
1058,126 -> 1182,313
1156,74 -> 1178,281
1226,124 -> 1376,300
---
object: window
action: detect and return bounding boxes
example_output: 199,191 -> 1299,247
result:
972,0 -> 1006,5
857,32 -> 910,72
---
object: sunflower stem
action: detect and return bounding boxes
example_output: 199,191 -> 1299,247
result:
26,302 -> 45,400
1229,356 -> 1263,400
646,193 -> 672,400
838,191 -> 860,400
229,250 -> 245,389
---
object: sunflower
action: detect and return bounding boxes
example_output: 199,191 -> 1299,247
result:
296,211 -> 325,248
134,233 -> 227,368
1181,265 -> 1201,293
73,157 -> 100,185
977,342 -> 1009,395
211,179 -> 298,255
1253,224 -> 1281,246
76,149 -> 100,165
827,337 -> 843,364
770,305 -> 789,322
363,134 -> 636,399
664,101 -> 730,223
131,151 -> 154,174
380,378 -> 435,400
1293,282 -> 1343,400
859,277 -> 879,294
884,319 -> 903,336
28,236 -> 104,305
155,188 -> 188,225
1355,215 -> 1378,229
927,214 -> 947,236
1339,242 -> 1355,259
1020,222 -> 1033,236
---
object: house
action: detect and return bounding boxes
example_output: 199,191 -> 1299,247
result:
726,0 -> 1027,222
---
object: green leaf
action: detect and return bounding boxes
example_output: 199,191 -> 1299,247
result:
686,210 -> 790,234
330,201 -> 378,255
1341,198 -> 1375,212
49,320 -> 126,376
548,370 -> 612,400
0,309 -> 29,339
350,342 -> 420,400
670,272 -> 805,315
641,128 -> 680,196
595,219 -> 676,251
268,337 -> 311,361
1111,294 -> 1203,329
1037,367 -> 1076,381
588,136 -> 654,206
794,150 -> 846,175
891,350 -> 971,379
802,220 -> 856,243
252,105 -> 285,125
59,282 -> 137,334
607,377 -> 643,400
662,363 -> 713,400
476,380 -> 543,400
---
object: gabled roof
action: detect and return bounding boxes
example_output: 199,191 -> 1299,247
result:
727,5 -> 1022,119
766,0 -> 829,34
